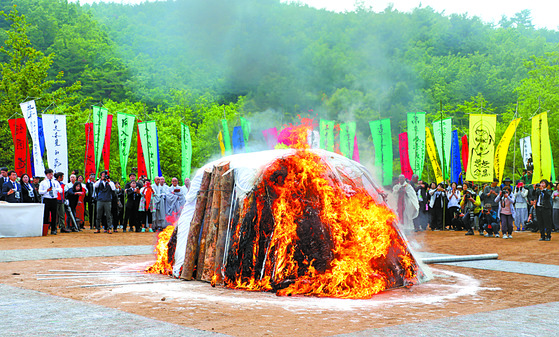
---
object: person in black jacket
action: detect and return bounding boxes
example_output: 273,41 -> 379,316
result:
112,182 -> 125,232
0,167 -> 9,201
2,170 -> 22,203
85,173 -> 96,229
535,179 -> 553,241
123,181 -> 141,232
66,182 -> 86,229
20,173 -> 39,203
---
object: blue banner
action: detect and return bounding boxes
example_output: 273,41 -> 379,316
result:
38,117 -> 45,157
30,151 -> 35,176
156,128 -> 162,177
232,126 -> 245,154
451,130 -> 462,184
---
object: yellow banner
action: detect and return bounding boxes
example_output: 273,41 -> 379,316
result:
494,118 -> 521,182
532,112 -> 551,182
425,127 -> 443,183
466,114 -> 496,182
218,131 -> 225,156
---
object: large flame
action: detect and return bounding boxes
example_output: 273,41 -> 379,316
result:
146,225 -> 175,275
224,150 -> 419,298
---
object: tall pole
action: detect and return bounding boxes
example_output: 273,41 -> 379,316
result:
513,102 -> 518,179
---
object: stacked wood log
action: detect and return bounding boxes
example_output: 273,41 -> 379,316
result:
213,169 -> 235,285
195,166 -> 218,280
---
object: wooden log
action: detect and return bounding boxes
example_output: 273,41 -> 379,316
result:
179,168 -> 212,280
213,168 -> 235,285
201,161 -> 230,282
195,165 -> 218,280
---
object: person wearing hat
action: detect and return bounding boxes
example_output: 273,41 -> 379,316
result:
514,181 -> 529,231
480,203 -> 500,237
500,177 -> 513,190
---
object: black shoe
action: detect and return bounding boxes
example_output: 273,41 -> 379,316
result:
61,228 -> 71,233
50,231 -> 57,235
539,237 -> 545,241
465,230 -> 474,236
545,237 -> 551,241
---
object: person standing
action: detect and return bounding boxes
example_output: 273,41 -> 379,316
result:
461,187 -> 481,236
495,186 -> 515,239
182,177 -> 191,196
535,179 -> 553,241
392,174 -> 419,230
125,173 -> 143,190
0,167 -> 9,201
139,179 -> 155,232
514,182 -> 529,231
429,183 -> 445,230
153,176 -> 168,230
39,169 -> 62,235
66,182 -> 86,230
54,172 -> 70,233
2,170 -> 22,203
85,173 -> 96,229
20,174 -> 39,203
123,181 -> 141,232
552,183 -> 559,233
446,182 -> 461,230
93,171 -> 116,234
112,182 -> 125,232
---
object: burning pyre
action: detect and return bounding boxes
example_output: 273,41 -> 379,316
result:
145,225 -> 176,275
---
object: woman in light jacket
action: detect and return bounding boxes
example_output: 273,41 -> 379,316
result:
495,186 -> 516,239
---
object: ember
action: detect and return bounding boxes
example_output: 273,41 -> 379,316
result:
146,225 -> 176,275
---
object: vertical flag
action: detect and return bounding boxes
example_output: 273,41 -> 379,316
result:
461,135 -> 469,173
348,122 -> 357,158
218,131 -> 225,156
262,127 -> 278,150
240,117 -> 251,151
339,123 -> 349,158
101,114 -> 113,172
92,106 -> 108,174
451,130 -> 462,184
466,114 -> 496,182
156,129 -> 162,177
399,132 -> 413,179
117,113 -> 136,181
407,112 -> 426,179
8,118 -> 32,177
319,119 -> 335,151
352,135 -> 360,162
42,114 -> 69,179
181,123 -> 192,181
369,119 -> 393,186
425,127 -> 443,183
37,117 -> 45,157
138,121 -> 159,180
519,136 -> 532,169
494,118 -> 521,182
84,123 -> 95,178
137,120 -> 147,178
531,112 -> 551,182
433,118 -> 452,179
232,126 -> 245,153
20,100 -> 46,177
221,119 -> 232,155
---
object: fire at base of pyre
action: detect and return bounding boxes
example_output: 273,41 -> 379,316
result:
149,144 -> 423,299
145,225 -> 176,275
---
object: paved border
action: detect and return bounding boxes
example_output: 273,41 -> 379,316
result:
0,283 -> 226,336
0,245 -> 154,262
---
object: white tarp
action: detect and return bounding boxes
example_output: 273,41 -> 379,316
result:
0,203 -> 45,237
42,114 -> 69,179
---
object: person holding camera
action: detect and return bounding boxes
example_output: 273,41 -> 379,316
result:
513,182 -> 529,231
460,187 -> 481,235
535,179 -> 553,241
483,178 -> 501,210
93,170 -> 116,234
552,182 -> 559,232
480,203 -> 500,237
495,186 -> 515,239
429,183 -> 445,230
446,182 -> 461,230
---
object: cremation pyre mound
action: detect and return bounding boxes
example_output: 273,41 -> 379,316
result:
175,150 -> 424,299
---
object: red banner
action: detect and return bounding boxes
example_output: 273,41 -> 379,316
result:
8,118 -> 32,177
102,114 -> 113,172
85,123 -> 96,178
352,135 -> 360,163
137,120 -> 147,177
399,132 -> 413,179
262,127 -> 278,150
461,134 -> 469,173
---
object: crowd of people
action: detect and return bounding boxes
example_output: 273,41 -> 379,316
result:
0,167 -> 190,235
393,169 -> 557,241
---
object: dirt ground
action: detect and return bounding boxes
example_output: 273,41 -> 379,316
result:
1,228 -> 558,336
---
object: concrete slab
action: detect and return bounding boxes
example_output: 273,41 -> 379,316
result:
0,245 -> 153,262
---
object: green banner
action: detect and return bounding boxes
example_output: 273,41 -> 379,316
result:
369,119 -> 393,186
221,119 -> 232,155
181,123 -> 192,182
339,123 -> 349,158
319,119 -> 335,151
117,112 -> 136,181
240,117 -> 251,152
433,118 -> 452,180
138,121 -> 158,180
92,106 -> 108,175
407,112 -> 426,179
348,121 -> 356,158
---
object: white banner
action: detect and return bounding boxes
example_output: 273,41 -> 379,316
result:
520,136 -> 532,169
20,100 -> 46,177
42,114 -> 69,179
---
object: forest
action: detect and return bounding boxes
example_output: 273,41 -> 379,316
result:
1,0 -> 559,183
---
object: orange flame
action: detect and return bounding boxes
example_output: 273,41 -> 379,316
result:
145,225 -> 175,275
224,150 -> 419,298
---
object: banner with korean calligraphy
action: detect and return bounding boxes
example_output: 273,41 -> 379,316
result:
433,118 -> 452,179
181,123 -> 192,181
138,121 -> 159,180
42,114 -> 68,179
136,120 -> 147,178
84,123 -> 95,178
399,132 -> 413,179
461,135 -> 469,173
92,106 -> 108,174
425,127 -> 443,183
451,130 -> 462,184
221,119 -> 232,155
531,112 -> 551,182
20,100 -> 46,177
319,119 -> 335,151
339,123 -> 350,158
232,126 -> 245,153
369,119 -> 393,186
117,113 -> 136,181
262,127 -> 278,149
494,118 -> 521,183
240,117 -> 251,151
101,114 -> 113,172
519,136 -> 532,169
8,118 -> 32,177
466,114 -> 496,182
407,112 -> 426,179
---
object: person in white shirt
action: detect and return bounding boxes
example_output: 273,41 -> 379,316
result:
38,169 -> 63,235
93,170 -> 116,234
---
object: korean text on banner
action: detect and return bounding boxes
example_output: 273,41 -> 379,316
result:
101,114 -> 113,172
369,119 -> 393,186
433,118 -> 452,179
531,112 -> 551,182
117,113 -> 136,181
42,114 -> 69,179
319,119 -> 335,151
466,114 -> 496,182
181,123 -> 192,181
20,100 -> 46,177
407,112 -> 426,179
494,118 -> 521,182
8,118 -> 32,177
425,127 -> 443,183
519,136 -> 532,169
451,130 -> 462,184
84,123 -> 95,178
138,121 -> 158,180
92,106 -> 108,174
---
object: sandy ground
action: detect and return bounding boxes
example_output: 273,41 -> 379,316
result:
1,228 -> 558,336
